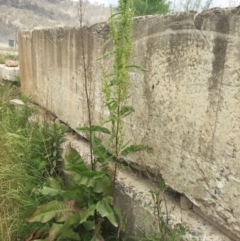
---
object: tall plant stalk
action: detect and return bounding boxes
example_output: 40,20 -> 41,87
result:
102,0 -> 134,195
78,0 -> 94,170
24,0 -> 152,240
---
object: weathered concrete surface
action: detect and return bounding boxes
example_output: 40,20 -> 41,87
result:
18,7 -> 240,239
0,64 -> 19,81
63,132 -> 234,241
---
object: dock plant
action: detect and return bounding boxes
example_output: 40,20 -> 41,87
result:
25,0 -> 151,240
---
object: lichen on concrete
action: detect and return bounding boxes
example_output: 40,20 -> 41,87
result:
18,6 -> 240,240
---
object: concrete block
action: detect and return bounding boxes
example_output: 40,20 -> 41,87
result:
63,133 -> 234,241
18,7 -> 240,239
0,64 -> 19,81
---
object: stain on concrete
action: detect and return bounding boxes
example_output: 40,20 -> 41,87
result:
19,7 -> 240,240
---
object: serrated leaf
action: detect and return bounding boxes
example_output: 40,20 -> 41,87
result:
26,200 -> 79,223
120,106 -> 135,117
109,79 -> 120,86
76,125 -> 110,134
106,100 -> 118,112
121,144 -> 153,156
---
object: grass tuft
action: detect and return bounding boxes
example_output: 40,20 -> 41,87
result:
0,82 -> 65,241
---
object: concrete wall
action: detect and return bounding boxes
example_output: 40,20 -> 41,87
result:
18,7 -> 240,239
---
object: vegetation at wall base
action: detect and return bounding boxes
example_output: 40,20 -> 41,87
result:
1,0 -> 187,239
0,82 -> 66,241
23,0 -> 153,239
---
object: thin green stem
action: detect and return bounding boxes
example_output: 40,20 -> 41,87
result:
78,0 -> 94,170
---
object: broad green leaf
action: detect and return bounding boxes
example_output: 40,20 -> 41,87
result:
47,177 -> 62,189
64,144 -> 87,168
57,214 -> 81,240
64,169 -> 110,194
64,170 -> 94,188
92,135 -> 112,165
40,186 -> 63,197
90,233 -> 105,241
121,144 -> 153,156
25,229 -> 41,241
93,174 -> 111,194
120,105 -> 135,117
96,197 -> 118,227
60,189 -> 86,204
26,200 -> 79,223
62,213 -> 81,228
39,183 -> 86,205
58,229 -> 80,241
80,204 -> 96,224
83,221 -> 96,230
41,214 -> 80,241
48,223 -> 63,241
114,205 -> 125,230
76,125 -> 111,134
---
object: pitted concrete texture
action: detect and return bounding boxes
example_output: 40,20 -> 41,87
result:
0,64 -> 19,81
63,132 -> 234,241
19,7 -> 240,239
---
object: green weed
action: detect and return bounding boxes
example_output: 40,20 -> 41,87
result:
0,52 -> 18,64
0,83 -> 65,241
0,0 -> 186,239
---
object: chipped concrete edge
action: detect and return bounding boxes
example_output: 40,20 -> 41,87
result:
62,132 -> 234,241
13,100 -> 235,241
